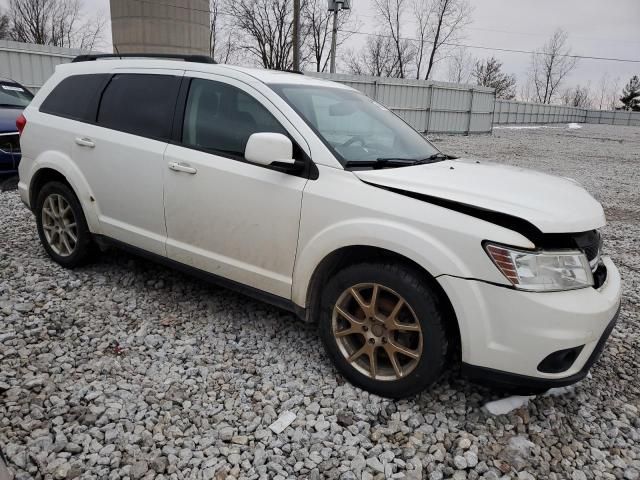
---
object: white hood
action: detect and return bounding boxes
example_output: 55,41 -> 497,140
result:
354,159 -> 606,234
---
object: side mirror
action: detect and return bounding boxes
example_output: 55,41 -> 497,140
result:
245,132 -> 295,167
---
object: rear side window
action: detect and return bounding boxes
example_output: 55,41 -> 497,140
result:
181,78 -> 286,157
97,74 -> 181,141
40,74 -> 109,121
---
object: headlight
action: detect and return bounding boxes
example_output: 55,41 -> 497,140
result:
484,243 -> 594,291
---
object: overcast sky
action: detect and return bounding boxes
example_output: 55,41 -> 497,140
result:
2,0 -> 638,91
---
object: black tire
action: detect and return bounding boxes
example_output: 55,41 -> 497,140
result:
318,262 -> 449,398
35,181 -> 95,268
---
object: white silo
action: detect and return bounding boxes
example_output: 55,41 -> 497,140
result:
110,0 -> 210,56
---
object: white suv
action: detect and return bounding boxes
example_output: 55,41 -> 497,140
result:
17,55 -> 621,398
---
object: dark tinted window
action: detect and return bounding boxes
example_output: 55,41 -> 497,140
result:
40,74 -> 109,121
97,74 -> 181,140
182,78 -> 286,157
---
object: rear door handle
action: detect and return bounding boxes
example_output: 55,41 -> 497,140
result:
168,162 -> 197,174
75,137 -> 95,148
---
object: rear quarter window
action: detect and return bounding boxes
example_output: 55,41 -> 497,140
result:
40,74 -> 110,122
97,74 -> 181,141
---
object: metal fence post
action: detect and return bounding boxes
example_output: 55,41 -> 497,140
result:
466,89 -> 475,135
629,111 -> 632,126
425,84 -> 434,134
490,91 -> 497,133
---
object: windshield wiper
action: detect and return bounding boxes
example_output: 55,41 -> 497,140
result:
344,158 -> 418,169
425,152 -> 456,161
344,153 -> 456,170
0,104 -> 25,108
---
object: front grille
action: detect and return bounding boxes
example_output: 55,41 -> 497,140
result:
579,231 -> 602,263
0,133 -> 20,155
573,230 -> 602,272
537,229 -> 602,274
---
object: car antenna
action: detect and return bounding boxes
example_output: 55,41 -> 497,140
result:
114,44 -> 122,59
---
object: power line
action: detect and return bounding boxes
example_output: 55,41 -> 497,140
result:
125,0 -> 640,64
354,11 -> 640,45
339,28 -> 640,64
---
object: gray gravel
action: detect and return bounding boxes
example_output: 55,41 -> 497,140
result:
1,123 -> 639,479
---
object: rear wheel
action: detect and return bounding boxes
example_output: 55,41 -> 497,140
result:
319,262 -> 449,398
35,181 -> 94,268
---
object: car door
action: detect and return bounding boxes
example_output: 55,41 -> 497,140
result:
163,74 -> 311,299
71,69 -> 183,256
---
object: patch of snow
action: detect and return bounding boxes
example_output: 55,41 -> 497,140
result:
567,123 -> 582,129
494,125 -> 543,130
494,124 -> 567,130
544,385 -> 576,397
484,395 -> 535,415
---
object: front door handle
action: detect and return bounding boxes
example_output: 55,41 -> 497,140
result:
168,162 -> 197,174
75,137 -> 95,148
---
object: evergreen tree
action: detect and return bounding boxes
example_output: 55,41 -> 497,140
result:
0,11 -> 10,40
472,57 -> 517,99
620,75 -> 640,111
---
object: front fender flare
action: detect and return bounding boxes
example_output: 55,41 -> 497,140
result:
291,218 -> 471,307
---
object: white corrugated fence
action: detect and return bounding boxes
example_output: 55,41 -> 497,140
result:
2,41 -> 639,132
0,40 -> 88,93
494,99 -> 640,127
307,72 -> 496,134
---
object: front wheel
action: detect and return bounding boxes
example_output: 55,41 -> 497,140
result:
318,262 -> 449,398
35,181 -> 95,268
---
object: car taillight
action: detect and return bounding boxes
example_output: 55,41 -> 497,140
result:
16,113 -> 27,136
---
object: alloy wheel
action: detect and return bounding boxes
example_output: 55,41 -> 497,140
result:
41,193 -> 78,257
332,283 -> 424,381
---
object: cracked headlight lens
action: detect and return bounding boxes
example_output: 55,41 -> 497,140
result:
485,243 -> 593,291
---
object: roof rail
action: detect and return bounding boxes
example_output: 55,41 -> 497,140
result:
72,53 -> 217,64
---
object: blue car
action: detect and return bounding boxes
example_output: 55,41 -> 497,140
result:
0,79 -> 34,175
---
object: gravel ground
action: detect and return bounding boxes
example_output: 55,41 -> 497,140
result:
1,123 -> 639,480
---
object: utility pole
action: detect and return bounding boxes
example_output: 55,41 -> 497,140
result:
293,0 -> 301,71
330,3 -> 339,73
329,0 -> 350,74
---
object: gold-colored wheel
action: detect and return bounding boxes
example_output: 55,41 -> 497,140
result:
41,193 -> 78,257
332,283 -> 424,381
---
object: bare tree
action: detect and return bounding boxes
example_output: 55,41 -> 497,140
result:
209,0 -> 240,63
372,0 -> 414,78
302,0 -> 357,72
606,76 -> 622,110
412,0 -> 433,79
561,84 -> 592,108
596,73 -> 610,110
472,56 -> 516,99
347,35 -> 402,77
446,47 -> 473,84
421,0 -> 471,80
594,74 -> 622,110
229,0 -> 296,70
529,29 -> 578,104
7,0 -> 104,49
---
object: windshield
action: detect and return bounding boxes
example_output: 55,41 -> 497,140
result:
0,82 -> 34,108
271,84 -> 440,167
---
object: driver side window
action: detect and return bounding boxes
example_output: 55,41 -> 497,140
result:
182,79 -> 288,158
